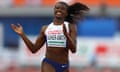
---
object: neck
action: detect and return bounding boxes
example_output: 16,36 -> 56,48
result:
53,18 -> 65,25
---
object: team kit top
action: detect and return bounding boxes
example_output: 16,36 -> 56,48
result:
45,21 -> 69,48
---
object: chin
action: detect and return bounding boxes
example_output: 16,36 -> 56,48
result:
56,16 -> 63,19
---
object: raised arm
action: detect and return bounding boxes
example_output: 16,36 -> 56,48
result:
11,24 -> 47,53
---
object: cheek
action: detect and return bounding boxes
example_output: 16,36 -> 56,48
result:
64,12 -> 68,17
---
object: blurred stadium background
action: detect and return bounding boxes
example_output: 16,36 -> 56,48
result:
0,0 -> 120,72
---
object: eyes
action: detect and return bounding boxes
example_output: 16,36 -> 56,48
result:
55,7 -> 67,11
54,4 -> 68,11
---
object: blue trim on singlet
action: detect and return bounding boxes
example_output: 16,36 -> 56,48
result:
43,58 -> 69,72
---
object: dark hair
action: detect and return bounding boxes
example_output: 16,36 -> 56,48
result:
66,2 -> 89,24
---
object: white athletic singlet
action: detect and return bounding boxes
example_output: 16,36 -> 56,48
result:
45,21 -> 69,48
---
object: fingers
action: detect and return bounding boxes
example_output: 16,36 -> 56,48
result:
11,24 -> 22,32
11,24 -> 17,29
11,23 -> 21,28
17,23 -> 21,27
11,23 -> 23,35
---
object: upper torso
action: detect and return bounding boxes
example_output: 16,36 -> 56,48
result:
44,21 -> 70,64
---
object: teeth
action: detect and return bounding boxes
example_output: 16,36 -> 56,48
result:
57,12 -> 62,14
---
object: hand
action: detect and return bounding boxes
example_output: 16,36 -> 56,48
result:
11,24 -> 24,35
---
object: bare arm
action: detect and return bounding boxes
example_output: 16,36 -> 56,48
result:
11,24 -> 47,53
63,24 -> 77,53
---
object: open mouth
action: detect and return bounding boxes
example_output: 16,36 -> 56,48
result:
56,11 -> 63,16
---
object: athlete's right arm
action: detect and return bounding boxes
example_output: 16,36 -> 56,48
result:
11,24 -> 46,53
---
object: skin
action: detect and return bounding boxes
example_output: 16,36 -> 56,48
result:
11,2 -> 77,72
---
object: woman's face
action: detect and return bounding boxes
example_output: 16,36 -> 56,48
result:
54,2 -> 68,19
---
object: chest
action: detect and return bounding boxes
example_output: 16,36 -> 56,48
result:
45,24 -> 67,47
46,25 -> 63,35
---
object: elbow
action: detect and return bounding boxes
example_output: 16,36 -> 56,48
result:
31,50 -> 37,54
71,43 -> 76,53
30,46 -> 40,54
27,45 -> 40,54
31,48 -> 38,54
70,47 -> 76,53
69,45 -> 76,53
72,45 -> 76,53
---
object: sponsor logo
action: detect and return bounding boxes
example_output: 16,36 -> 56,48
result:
48,30 -> 62,34
61,65 -> 67,68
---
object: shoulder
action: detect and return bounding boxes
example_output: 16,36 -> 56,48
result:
41,25 -> 48,32
42,25 -> 48,29
65,21 -> 76,28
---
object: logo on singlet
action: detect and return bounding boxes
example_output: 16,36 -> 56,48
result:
61,65 -> 67,68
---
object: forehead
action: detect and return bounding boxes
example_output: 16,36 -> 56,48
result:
55,2 -> 68,8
